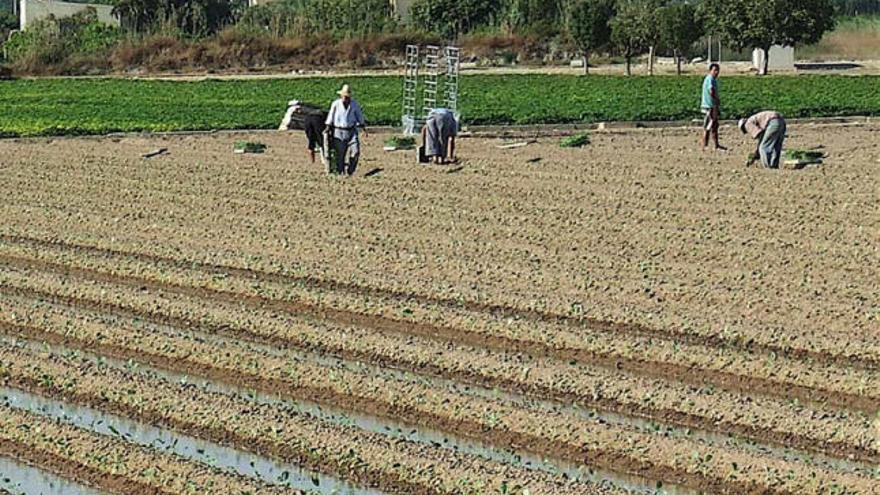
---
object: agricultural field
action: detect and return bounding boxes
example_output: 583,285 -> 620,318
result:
0,119 -> 878,494
1,74 -> 880,136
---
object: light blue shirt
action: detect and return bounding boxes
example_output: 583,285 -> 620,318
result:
701,75 -> 718,109
325,99 -> 365,129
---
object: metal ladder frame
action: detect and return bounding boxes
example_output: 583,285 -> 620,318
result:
401,44 -> 461,136
401,44 -> 421,135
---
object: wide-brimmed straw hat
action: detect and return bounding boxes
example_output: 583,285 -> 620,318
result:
337,84 -> 353,97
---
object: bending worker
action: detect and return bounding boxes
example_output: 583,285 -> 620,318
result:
739,111 -> 787,168
303,108 -> 326,164
278,100 -> 327,164
421,108 -> 458,164
325,84 -> 367,176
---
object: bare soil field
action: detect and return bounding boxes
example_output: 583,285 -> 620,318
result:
0,122 -> 878,494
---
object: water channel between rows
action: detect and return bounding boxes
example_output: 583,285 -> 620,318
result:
0,455 -> 109,495
2,308 -> 875,495
69,305 -> 879,477
0,334 -> 699,495
0,383 -> 386,495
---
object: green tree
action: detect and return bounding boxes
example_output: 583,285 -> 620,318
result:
502,0 -> 566,36
568,0 -> 615,74
702,0 -> 836,75
1,10 -> 17,39
657,2 -> 703,75
113,0 -> 238,36
410,0 -> 496,40
3,8 -> 121,71
610,0 -> 659,75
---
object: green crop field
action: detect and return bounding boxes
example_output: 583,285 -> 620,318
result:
0,75 -> 878,137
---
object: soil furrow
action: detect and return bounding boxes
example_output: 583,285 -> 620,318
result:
0,232 -> 875,372
0,440 -> 148,495
1,387 -> 374,495
1,305 -> 877,494
1,249 -> 877,416
0,456 -> 108,495
0,317 -> 714,493
2,126 -> 878,495
3,130 -> 875,348
5,175 -> 870,261
2,333 -> 671,490
0,402 -> 315,495
0,341 -> 638,495
2,280 -> 877,465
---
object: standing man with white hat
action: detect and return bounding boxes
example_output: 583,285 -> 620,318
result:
325,84 -> 367,176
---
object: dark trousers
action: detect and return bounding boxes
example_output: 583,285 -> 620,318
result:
332,129 -> 359,175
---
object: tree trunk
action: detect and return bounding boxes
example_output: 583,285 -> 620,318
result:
583,54 -> 589,75
761,47 -> 770,76
674,49 -> 681,75
625,56 -> 631,76
648,46 -> 655,76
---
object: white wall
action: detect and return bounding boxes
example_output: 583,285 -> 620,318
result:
752,45 -> 795,71
20,0 -> 118,31
391,0 -> 415,21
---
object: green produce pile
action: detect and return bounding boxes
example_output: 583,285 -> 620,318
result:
233,141 -> 267,154
0,75 -> 878,137
559,133 -> 590,148
384,135 -> 416,149
783,149 -> 825,161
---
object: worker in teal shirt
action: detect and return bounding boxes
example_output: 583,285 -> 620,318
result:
700,63 -> 726,151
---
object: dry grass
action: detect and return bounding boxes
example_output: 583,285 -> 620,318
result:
459,33 -> 553,63
6,27 -> 569,76
800,16 -> 880,60
9,29 -> 444,76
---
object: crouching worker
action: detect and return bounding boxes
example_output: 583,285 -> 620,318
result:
325,84 -> 367,176
739,111 -> 787,168
304,111 -> 326,164
279,100 -> 327,164
421,108 -> 458,164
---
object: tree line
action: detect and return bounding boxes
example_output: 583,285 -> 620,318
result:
561,0 -> 835,76
410,0 -> 836,75
0,0 -> 852,75
102,0 -> 840,74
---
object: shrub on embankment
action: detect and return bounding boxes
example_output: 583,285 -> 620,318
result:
4,20 -> 441,76
0,74 -> 878,137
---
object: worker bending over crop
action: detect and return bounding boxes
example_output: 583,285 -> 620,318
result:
304,110 -> 326,164
739,111 -> 787,168
279,101 -> 327,164
421,108 -> 458,164
325,84 -> 367,176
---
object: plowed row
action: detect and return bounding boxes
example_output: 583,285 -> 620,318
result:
0,124 -> 878,494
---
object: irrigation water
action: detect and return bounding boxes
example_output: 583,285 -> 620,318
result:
0,385 -> 385,495
0,456 -> 109,495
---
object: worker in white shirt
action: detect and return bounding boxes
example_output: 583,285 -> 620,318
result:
324,84 -> 367,176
